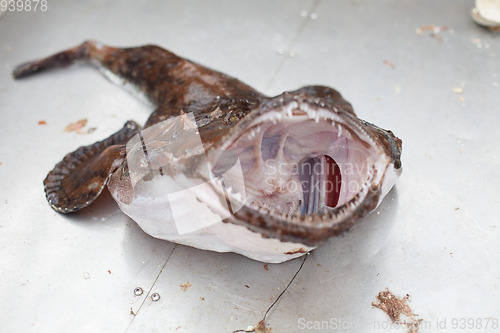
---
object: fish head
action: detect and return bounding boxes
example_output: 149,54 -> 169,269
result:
208,88 -> 403,246
113,87 -> 402,250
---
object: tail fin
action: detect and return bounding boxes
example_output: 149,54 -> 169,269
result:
12,41 -> 109,79
11,41 -> 180,106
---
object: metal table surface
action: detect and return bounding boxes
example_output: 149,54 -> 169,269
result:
0,1 -> 499,332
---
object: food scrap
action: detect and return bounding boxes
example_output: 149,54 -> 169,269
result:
64,118 -> 87,132
263,264 -> 269,271
64,118 -> 96,134
416,25 -> 448,42
38,120 -> 47,125
452,86 -> 464,94
383,60 -> 395,69
180,282 -> 191,291
284,247 -> 308,255
416,25 -> 447,35
372,289 -> 423,332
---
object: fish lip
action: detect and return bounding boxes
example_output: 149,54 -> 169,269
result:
208,92 -> 401,246
231,183 -> 382,246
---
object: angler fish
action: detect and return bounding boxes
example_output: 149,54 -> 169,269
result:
13,41 -> 402,263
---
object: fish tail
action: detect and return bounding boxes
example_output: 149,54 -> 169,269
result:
12,41 -> 184,105
12,40 -> 115,79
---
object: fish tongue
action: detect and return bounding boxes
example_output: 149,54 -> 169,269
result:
299,155 -> 341,215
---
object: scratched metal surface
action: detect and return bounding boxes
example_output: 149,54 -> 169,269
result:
0,0 -> 499,332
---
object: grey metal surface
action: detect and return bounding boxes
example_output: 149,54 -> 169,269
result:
0,0 -> 499,332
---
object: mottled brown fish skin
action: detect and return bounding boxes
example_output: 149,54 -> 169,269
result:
13,41 -> 266,148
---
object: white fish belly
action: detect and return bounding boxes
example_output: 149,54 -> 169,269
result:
110,174 -> 315,263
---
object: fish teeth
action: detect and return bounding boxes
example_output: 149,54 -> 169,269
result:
247,128 -> 257,140
308,110 -> 315,120
337,123 -> 342,137
284,102 -> 298,117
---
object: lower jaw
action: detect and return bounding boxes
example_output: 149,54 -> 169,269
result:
109,171 -> 315,263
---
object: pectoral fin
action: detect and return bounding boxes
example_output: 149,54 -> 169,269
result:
44,121 -> 140,213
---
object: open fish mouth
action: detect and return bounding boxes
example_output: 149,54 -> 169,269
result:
226,100 -> 378,216
204,93 -> 402,246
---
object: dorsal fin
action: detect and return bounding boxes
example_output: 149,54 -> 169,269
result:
44,121 -> 140,213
